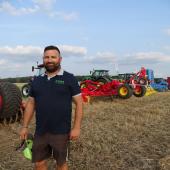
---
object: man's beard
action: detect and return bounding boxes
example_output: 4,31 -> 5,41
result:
44,63 -> 61,73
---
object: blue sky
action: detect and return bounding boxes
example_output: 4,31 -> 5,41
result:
0,0 -> 170,78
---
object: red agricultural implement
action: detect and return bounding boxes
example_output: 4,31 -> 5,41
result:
81,79 -> 146,102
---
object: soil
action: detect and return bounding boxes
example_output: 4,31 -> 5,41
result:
0,92 -> 170,170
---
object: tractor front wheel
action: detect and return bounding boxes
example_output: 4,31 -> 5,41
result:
117,84 -> 133,99
21,84 -> 30,97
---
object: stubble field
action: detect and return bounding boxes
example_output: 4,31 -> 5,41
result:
0,92 -> 170,170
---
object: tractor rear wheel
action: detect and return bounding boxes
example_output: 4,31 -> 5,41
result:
118,84 -> 133,99
21,84 -> 30,97
96,78 -> 110,85
133,85 -> 146,97
0,82 -> 22,122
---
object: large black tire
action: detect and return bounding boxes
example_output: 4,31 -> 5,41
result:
21,84 -> 30,97
133,85 -> 146,97
96,77 -> 110,84
0,82 -> 22,120
117,84 -> 133,99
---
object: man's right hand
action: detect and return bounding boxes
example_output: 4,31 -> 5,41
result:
19,127 -> 29,140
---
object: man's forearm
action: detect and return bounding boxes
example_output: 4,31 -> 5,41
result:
23,98 -> 35,127
73,102 -> 83,129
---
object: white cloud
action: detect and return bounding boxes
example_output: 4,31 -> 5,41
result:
0,59 -> 7,65
33,0 -> 56,11
0,45 -> 42,55
0,45 -> 86,62
0,1 -> 39,16
164,28 -> 170,36
119,52 -> 170,65
59,45 -> 87,57
0,0 -> 78,21
0,45 -> 87,77
84,52 -> 116,64
0,46 -> 42,63
164,45 -> 170,51
49,11 -> 78,21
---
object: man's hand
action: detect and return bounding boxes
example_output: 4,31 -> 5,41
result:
19,97 -> 35,140
69,127 -> 80,140
19,127 -> 29,140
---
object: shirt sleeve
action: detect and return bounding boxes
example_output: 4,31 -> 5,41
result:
69,75 -> 81,96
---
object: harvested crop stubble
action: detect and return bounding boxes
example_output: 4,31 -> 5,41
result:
0,92 -> 170,169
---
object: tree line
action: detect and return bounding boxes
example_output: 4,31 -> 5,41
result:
0,75 -> 87,83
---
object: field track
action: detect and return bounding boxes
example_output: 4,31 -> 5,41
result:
0,92 -> 170,170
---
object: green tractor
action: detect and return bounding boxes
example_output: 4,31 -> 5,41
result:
0,82 -> 22,123
83,69 -> 112,84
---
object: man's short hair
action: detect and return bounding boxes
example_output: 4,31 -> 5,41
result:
44,45 -> 60,54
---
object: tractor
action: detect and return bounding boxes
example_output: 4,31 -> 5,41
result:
0,82 -> 22,123
21,64 -> 45,97
82,69 -> 112,84
118,67 -> 148,85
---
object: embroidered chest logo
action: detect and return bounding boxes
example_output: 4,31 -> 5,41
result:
55,80 -> 64,85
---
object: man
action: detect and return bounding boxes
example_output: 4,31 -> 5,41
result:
20,45 -> 83,170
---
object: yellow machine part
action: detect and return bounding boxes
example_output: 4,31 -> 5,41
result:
145,85 -> 157,96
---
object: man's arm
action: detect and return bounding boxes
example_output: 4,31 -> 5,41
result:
70,95 -> 83,140
19,97 -> 35,140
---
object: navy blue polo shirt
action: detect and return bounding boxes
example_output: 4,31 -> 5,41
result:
29,70 -> 81,135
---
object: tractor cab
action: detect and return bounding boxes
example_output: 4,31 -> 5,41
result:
21,63 -> 46,98
90,70 -> 110,78
118,73 -> 135,81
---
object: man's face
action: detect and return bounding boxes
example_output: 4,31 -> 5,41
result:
43,49 -> 62,73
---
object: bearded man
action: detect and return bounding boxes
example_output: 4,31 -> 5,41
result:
20,45 -> 83,170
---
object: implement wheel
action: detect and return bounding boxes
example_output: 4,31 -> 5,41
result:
133,85 -> 146,97
80,82 -> 87,89
118,84 -> 133,99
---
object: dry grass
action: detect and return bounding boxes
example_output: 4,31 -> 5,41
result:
69,92 -> 170,170
0,92 -> 170,170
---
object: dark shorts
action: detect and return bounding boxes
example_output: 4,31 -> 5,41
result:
32,133 -> 69,165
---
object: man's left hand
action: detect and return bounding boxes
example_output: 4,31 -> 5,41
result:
69,128 -> 80,140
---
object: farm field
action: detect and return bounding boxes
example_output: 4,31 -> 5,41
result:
0,92 -> 170,170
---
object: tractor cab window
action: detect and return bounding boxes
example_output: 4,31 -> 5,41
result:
34,67 -> 46,76
38,67 -> 46,76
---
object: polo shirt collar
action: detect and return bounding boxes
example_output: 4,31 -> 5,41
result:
43,68 -> 64,79
57,68 -> 64,75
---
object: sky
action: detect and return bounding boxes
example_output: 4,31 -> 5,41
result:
0,0 -> 170,78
